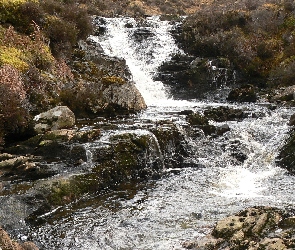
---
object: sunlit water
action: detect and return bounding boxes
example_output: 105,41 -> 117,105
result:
32,17 -> 295,249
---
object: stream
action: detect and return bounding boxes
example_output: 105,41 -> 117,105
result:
31,16 -> 295,249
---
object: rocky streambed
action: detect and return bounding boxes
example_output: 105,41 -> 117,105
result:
1,101 -> 295,249
1,15 -> 295,250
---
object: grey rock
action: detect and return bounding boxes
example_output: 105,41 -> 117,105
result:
34,106 -> 75,134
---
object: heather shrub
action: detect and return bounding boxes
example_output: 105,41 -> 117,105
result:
18,1 -> 44,33
245,0 -> 259,10
44,15 -> 78,58
0,0 -> 38,24
0,25 -> 54,71
0,65 -> 32,144
269,58 -> 295,87
61,4 -> 92,40
249,4 -> 283,34
40,0 -> 92,57
180,1 -> 294,83
283,0 -> 295,12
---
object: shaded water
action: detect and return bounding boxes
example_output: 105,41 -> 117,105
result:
32,17 -> 295,249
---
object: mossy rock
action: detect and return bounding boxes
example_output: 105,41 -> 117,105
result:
227,84 -> 257,102
187,112 -> 209,126
40,131 -> 164,207
151,123 -> 188,168
186,112 -> 217,136
277,130 -> 295,174
187,206 -> 295,250
4,129 -> 100,164
203,106 -> 246,122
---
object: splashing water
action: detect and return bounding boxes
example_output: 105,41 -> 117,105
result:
90,16 -> 181,105
31,17 -> 295,249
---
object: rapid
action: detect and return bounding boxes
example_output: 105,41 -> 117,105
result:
32,16 -> 295,249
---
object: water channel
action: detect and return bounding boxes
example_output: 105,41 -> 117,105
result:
32,16 -> 295,249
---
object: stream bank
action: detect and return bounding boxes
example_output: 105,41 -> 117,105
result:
1,13 -> 295,249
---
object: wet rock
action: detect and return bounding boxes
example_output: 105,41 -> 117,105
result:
151,123 -> 189,168
216,124 -> 230,135
273,85 -> 295,102
34,106 -> 75,134
288,113 -> 295,126
2,129 -> 101,182
132,27 -> 154,41
156,55 -> 236,100
21,130 -> 165,225
91,131 -> 164,180
227,84 -> 257,102
187,113 -> 209,126
184,207 -> 295,250
63,41 -> 147,117
203,106 -> 246,122
277,130 -> 295,174
279,216 -> 295,229
0,156 -> 30,169
0,227 -> 39,250
185,107 -> 246,136
186,112 -> 216,136
179,110 -> 194,115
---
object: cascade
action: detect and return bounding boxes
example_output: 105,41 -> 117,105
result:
29,17 -> 295,250
90,16 -> 181,105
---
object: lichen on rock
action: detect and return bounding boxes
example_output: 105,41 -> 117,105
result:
183,206 -> 295,250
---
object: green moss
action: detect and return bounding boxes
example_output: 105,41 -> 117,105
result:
102,76 -> 126,85
0,46 -> 29,71
72,60 -> 104,81
282,16 -> 295,29
48,179 -> 82,205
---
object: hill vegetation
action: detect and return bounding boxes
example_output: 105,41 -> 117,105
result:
180,0 -> 295,90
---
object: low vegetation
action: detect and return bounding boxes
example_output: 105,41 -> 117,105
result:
180,0 -> 295,90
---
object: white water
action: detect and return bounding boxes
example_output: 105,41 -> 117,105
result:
33,17 -> 295,249
90,16 -> 182,105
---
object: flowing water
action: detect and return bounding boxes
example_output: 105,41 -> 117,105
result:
32,16 -> 295,249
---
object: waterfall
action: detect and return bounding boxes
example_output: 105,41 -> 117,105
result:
90,16 -> 181,106
26,16 -> 295,250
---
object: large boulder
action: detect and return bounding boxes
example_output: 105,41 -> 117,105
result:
183,207 -> 295,249
227,84 -> 257,102
272,85 -> 295,102
156,54 -> 236,100
101,80 -> 147,114
34,106 -> 75,134
277,130 -> 295,174
61,41 -> 147,117
150,122 -> 189,168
